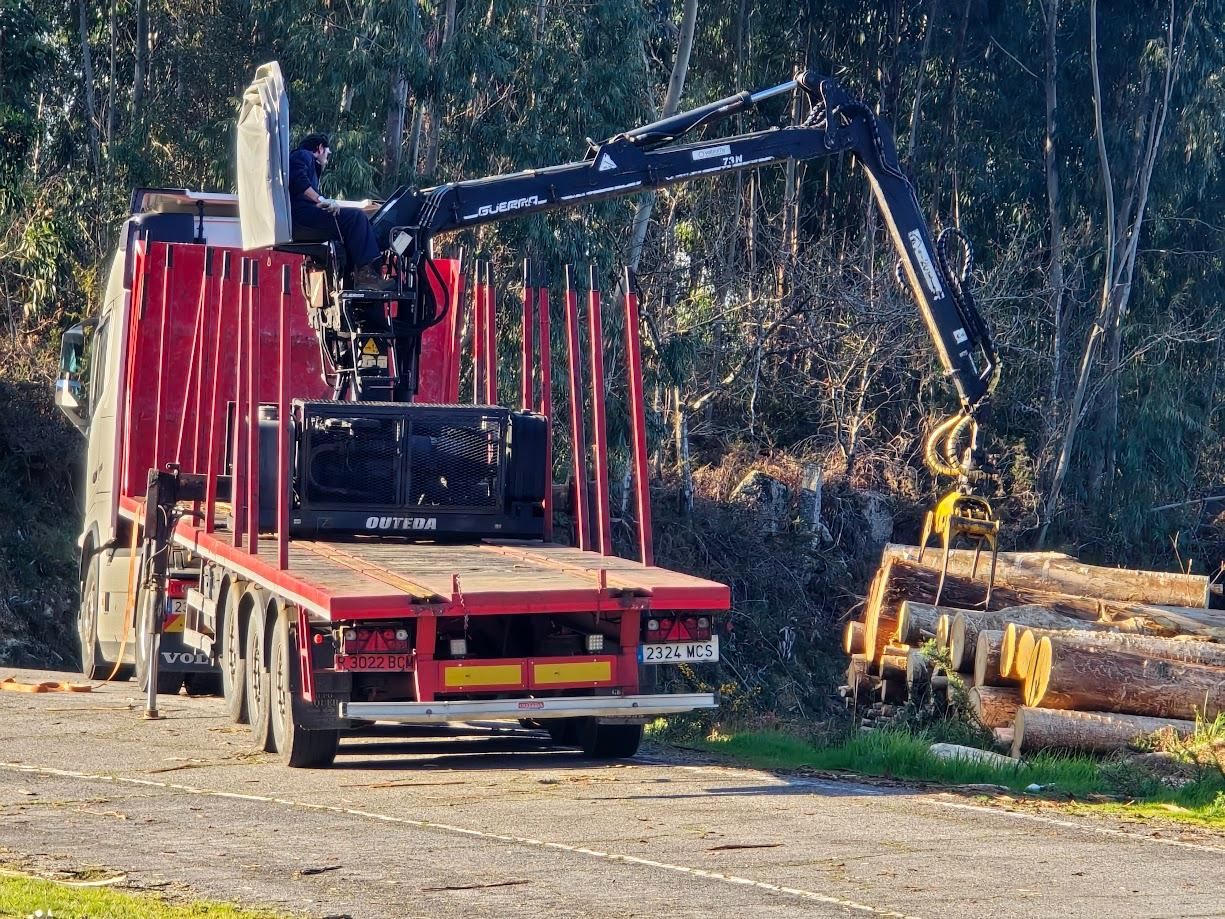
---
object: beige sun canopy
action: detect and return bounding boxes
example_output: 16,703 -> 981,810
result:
236,61 -> 292,250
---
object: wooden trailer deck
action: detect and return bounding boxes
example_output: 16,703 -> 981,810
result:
120,497 -> 729,622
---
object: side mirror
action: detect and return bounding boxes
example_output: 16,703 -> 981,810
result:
55,323 -> 89,434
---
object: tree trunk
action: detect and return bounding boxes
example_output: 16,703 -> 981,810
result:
906,0 -> 940,163
382,73 -> 409,191
422,0 -> 458,179
131,0 -> 148,130
1037,2 -> 1190,544
1011,707 -> 1197,757
968,685 -> 1021,728
627,0 -> 698,273
1027,639 -> 1225,717
76,0 -> 101,175
883,543 -> 1209,607
972,630 -> 1008,688
1041,0 -> 1066,467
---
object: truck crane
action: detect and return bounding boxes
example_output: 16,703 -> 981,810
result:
55,63 -> 1001,768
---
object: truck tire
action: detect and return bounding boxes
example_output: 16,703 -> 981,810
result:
577,720 -> 643,759
244,592 -> 274,752
220,586 -> 248,723
269,607 -> 338,768
545,718 -> 578,746
78,555 -> 133,682
135,586 -> 184,696
78,555 -> 107,680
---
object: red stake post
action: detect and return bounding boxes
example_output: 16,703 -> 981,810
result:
231,259 -> 248,549
622,267 -> 653,567
246,260 -> 261,555
562,266 -> 591,551
203,252 -> 231,534
537,278 -> 553,541
587,266 -> 613,556
484,264 -> 497,405
521,259 -> 534,411
277,264 -> 291,570
472,260 -> 486,404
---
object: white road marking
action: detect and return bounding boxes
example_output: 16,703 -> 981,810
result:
0,761 -> 919,918
933,800 -> 1225,854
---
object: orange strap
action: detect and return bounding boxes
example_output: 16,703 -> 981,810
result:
1,677 -> 92,694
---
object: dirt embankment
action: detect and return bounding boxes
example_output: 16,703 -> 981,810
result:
0,378 -> 81,670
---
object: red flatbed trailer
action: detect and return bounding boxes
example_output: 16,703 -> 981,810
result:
103,223 -> 726,766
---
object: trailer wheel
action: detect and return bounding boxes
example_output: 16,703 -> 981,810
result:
576,720 -> 643,759
269,607 -> 338,768
135,586 -> 184,696
220,585 -> 248,723
244,592 -> 274,752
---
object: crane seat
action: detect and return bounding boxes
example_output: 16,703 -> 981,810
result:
276,233 -> 338,270
918,490 -> 999,608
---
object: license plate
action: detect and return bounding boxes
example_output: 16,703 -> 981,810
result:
335,653 -> 412,672
638,636 -> 719,664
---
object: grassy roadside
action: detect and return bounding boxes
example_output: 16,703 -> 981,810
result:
0,871 -> 289,919
653,721 -> 1225,829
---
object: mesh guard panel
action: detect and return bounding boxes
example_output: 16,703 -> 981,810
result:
303,414 -> 404,507
406,412 -> 503,511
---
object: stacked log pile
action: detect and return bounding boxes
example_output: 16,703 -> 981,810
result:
839,544 -> 1225,757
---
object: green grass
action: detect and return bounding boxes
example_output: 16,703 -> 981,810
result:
0,872 -> 290,919
669,724 -> 1225,827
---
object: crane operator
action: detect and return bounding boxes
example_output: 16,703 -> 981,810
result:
288,133 -> 391,290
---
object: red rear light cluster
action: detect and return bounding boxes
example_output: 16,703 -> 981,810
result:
342,627 -> 411,654
644,616 -> 712,641
165,579 -> 191,600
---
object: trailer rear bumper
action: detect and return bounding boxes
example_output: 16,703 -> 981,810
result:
338,692 -> 717,723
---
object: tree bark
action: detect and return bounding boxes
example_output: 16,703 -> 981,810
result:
969,685 -> 1021,728
884,543 -> 1209,607
907,649 -> 932,693
1028,638 -> 1225,717
972,630 -> 1009,688
1011,707 -> 1197,757
843,620 -> 866,656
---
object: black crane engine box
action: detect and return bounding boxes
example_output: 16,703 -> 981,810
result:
282,400 -> 547,539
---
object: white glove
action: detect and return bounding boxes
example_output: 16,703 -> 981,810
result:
316,197 -> 341,215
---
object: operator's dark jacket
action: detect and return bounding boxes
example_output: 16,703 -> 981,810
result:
288,147 -> 379,268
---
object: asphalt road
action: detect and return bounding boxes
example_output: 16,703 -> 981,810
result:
0,667 -> 1222,919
